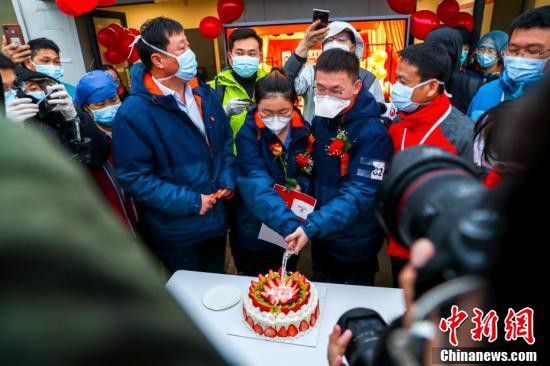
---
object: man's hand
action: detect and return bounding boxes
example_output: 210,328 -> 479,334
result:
328,324 -> 353,366
6,98 -> 39,123
213,188 -> 234,200
223,99 -> 249,117
199,194 -> 217,215
295,20 -> 330,58
46,84 -> 77,120
2,35 -> 31,64
285,226 -> 309,254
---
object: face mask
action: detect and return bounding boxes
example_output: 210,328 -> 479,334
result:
4,89 -> 17,105
460,50 -> 469,66
262,115 -> 292,135
476,53 -> 498,68
91,103 -> 121,126
33,62 -> 64,81
502,55 -> 547,84
231,55 -> 260,78
139,36 -> 197,81
323,41 -> 350,53
27,90 -> 46,102
391,79 -> 440,113
314,94 -> 351,119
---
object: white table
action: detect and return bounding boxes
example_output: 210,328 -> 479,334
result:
166,270 -> 405,366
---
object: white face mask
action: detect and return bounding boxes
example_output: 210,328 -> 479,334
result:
322,41 -> 350,53
261,115 -> 292,135
314,94 -> 351,119
391,79 -> 442,113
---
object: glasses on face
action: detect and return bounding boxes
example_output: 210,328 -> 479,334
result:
503,46 -> 550,57
314,85 -> 346,97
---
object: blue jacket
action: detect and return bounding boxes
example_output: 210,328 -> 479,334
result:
467,79 -> 505,122
234,108 -> 313,251
301,86 -> 393,261
112,64 -> 235,248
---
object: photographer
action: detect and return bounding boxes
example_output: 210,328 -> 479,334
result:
11,67 -> 109,167
327,76 -> 548,366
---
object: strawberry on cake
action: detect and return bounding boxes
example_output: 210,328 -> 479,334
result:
243,269 -> 320,338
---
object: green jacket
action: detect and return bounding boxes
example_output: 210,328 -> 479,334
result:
0,119 -> 225,365
209,68 -> 268,139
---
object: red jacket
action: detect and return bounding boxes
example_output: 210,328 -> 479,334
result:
387,93 -> 474,260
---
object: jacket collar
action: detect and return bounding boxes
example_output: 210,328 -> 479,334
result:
397,93 -> 451,131
253,108 -> 310,143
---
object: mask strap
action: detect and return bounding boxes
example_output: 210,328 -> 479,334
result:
132,35 -> 179,81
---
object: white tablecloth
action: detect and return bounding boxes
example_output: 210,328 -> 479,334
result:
166,270 -> 405,366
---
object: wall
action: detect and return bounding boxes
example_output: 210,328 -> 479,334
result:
104,0 -> 218,29
10,0 -> 87,86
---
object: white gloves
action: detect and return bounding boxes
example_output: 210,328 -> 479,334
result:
223,98 -> 250,117
6,98 -> 39,123
46,84 -> 77,120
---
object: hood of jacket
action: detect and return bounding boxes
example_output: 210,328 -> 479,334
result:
425,26 -> 463,71
324,21 -> 364,60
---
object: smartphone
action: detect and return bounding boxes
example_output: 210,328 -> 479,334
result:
312,9 -> 330,30
2,24 -> 25,45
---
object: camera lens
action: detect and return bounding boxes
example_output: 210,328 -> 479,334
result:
376,146 -> 486,248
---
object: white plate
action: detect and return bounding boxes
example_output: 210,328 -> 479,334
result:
202,284 -> 242,311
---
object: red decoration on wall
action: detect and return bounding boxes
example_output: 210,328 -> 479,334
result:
387,0 -> 416,15
217,0 -> 244,23
437,0 -> 460,24
410,10 -> 441,40
199,16 -> 223,39
98,24 -> 141,65
452,12 -> 475,32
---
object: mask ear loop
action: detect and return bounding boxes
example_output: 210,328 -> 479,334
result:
128,35 -> 179,82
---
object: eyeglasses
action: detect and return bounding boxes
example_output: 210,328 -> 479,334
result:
503,46 -> 550,57
314,85 -> 346,97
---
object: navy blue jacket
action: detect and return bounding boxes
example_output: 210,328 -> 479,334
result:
112,64 -> 235,248
234,108 -> 312,251
301,86 -> 393,261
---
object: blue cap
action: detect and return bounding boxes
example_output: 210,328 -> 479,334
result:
477,30 -> 509,53
75,70 -> 118,107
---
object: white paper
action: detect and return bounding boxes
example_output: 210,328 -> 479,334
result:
258,198 -> 315,248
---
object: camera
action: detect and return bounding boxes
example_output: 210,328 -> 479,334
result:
337,146 -> 502,366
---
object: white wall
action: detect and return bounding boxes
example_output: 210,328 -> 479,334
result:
11,0 -> 87,85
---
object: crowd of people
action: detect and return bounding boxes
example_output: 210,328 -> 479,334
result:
1,6 -> 549,288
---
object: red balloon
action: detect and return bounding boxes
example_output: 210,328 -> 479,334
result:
387,0 -> 416,15
453,12 -> 475,32
97,0 -> 117,5
55,0 -> 82,16
411,10 -> 441,40
217,0 -> 244,24
199,16 -> 223,39
107,23 -> 126,39
104,48 -> 126,65
60,0 -> 97,14
128,47 -> 140,64
97,27 -> 118,48
437,0 -> 460,24
128,28 -> 140,36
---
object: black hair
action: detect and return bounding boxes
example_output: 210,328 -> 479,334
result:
454,26 -> 471,47
399,43 -> 452,84
254,68 -> 297,104
0,53 -> 16,70
510,5 -> 550,33
229,28 -> 262,52
137,17 -> 184,72
315,48 -> 359,81
27,38 -> 60,59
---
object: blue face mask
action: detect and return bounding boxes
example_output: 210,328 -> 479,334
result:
391,79 -> 441,113
139,36 -> 197,81
4,89 -> 17,105
460,50 -> 469,66
33,62 -> 64,81
91,103 -> 121,126
231,55 -> 260,78
476,53 -> 498,68
502,55 -> 547,84
27,90 -> 46,102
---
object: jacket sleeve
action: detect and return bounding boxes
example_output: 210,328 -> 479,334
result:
368,79 -> 385,103
217,101 -> 236,190
301,124 -> 393,239
284,53 -> 314,96
235,128 -> 302,237
113,113 -> 202,216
